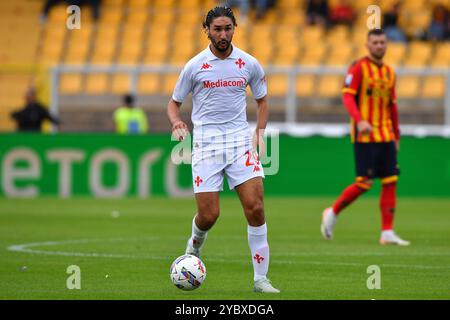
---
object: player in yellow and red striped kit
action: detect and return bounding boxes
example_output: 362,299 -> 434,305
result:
321,29 -> 410,246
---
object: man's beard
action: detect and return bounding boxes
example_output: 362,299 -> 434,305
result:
209,34 -> 231,52
371,50 -> 386,60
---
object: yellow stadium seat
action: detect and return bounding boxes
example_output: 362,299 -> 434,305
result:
404,42 -> 432,67
91,42 -> 116,64
325,25 -> 350,47
301,26 -> 325,43
384,43 -> 406,66
151,9 -> 174,24
121,25 -> 144,43
277,0 -> 301,9
268,74 -> 288,96
258,10 -> 278,25
67,23 -> 93,42
351,27 -> 368,46
169,43 -> 196,65
379,0 -> 399,11
102,0 -> 125,6
60,73 -> 83,94
317,75 -> 342,97
138,74 -> 160,94
96,25 -> 119,42
173,27 -> 196,43
111,74 -> 131,94
143,42 -> 168,64
147,24 -> 170,43
153,0 -> 175,9
40,43 -> 64,65
275,28 -> 298,46
296,75 -> 316,97
396,76 -> 420,98
162,74 -> 180,95
402,0 -> 425,10
252,47 -> 273,66
178,10 -> 201,24
422,76 -> 445,98
432,43 -> 450,67
44,24 -> 67,43
126,10 -> 148,25
273,45 -> 300,65
128,0 -> 149,9
117,43 -> 142,64
100,7 -> 123,24
64,26 -> 93,64
278,11 -> 305,26
325,45 -> 354,66
48,4 -> 67,24
178,0 -> 201,9
85,73 -> 109,94
298,44 -> 326,65
250,25 -> 273,43
64,43 -> 90,64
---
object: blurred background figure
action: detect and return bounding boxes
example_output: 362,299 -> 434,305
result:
306,0 -> 329,26
383,2 -> 407,42
41,0 -> 101,23
329,0 -> 355,27
221,0 -> 274,22
113,94 -> 148,135
10,87 -> 59,132
427,4 -> 449,41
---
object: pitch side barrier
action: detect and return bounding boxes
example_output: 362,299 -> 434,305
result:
0,133 -> 449,198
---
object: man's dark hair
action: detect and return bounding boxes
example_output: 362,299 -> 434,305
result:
123,94 -> 134,106
367,28 -> 386,38
203,6 -> 237,29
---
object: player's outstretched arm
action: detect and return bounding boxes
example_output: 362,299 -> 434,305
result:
167,98 -> 189,141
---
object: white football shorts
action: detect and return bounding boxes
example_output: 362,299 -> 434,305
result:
192,147 -> 265,193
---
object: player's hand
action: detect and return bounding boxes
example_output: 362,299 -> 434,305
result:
357,120 -> 373,135
171,120 -> 189,141
252,129 -> 266,157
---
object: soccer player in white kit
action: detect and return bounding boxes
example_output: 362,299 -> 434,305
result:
166,6 -> 279,293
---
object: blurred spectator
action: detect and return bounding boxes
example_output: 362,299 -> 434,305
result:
222,0 -> 250,22
41,0 -> 101,23
306,0 -> 329,26
427,4 -> 449,41
221,0 -> 276,22
113,94 -> 148,135
11,87 -> 59,132
329,0 -> 355,27
383,2 -> 407,42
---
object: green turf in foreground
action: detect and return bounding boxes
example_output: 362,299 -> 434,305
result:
0,197 -> 449,300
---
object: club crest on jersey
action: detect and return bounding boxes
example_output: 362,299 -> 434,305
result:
203,77 -> 247,89
235,58 -> 245,69
200,63 -> 211,70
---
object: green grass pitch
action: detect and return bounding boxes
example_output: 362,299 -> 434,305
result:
0,197 -> 449,300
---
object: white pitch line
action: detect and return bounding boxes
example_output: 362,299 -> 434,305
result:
7,238 -> 450,270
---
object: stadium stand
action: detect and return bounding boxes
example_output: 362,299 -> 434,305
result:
0,0 -> 449,132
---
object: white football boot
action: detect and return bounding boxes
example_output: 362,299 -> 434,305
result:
253,278 -> 280,293
379,230 -> 411,246
185,236 -> 207,258
321,207 -> 337,240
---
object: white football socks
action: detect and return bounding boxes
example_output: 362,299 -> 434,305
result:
188,215 -> 208,251
248,223 -> 270,282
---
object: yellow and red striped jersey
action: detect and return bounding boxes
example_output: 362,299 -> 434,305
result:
342,56 -> 399,143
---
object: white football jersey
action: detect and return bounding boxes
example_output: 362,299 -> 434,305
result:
172,44 -> 267,148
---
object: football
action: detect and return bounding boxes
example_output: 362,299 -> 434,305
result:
170,254 -> 206,291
